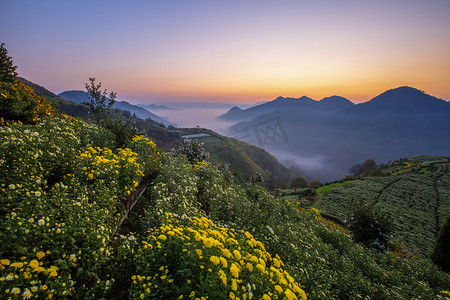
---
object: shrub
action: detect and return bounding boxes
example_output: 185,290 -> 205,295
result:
130,213 -> 307,300
171,139 -> 209,165
290,177 -> 307,190
73,146 -> 143,198
150,153 -> 199,217
347,200 -> 393,252
128,135 -> 160,177
432,216 -> 450,272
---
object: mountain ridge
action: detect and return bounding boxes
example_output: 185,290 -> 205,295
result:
224,86 -> 450,181
58,90 -> 171,125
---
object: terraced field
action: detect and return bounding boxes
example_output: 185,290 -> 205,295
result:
315,156 -> 450,257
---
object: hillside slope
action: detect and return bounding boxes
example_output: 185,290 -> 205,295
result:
18,77 -> 91,118
58,90 -> 170,125
314,155 -> 450,257
180,128 -> 303,188
20,78 -> 297,189
3,78 -> 450,299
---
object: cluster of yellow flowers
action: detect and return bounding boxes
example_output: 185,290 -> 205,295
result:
308,208 -> 321,221
130,213 -> 307,300
129,135 -> 160,176
0,252 -> 75,298
76,146 -> 143,195
131,135 -> 157,150
191,161 -> 209,170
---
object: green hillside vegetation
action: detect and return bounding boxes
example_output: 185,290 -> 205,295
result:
18,77 -> 91,119
179,128 -> 302,188
17,77 -> 299,189
2,46 -> 450,299
314,156 -> 450,258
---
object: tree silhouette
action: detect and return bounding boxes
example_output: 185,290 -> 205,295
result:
0,43 -> 18,83
290,177 -> 307,190
83,77 -> 116,124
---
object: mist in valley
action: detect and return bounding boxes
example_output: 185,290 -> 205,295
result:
144,104 -> 352,182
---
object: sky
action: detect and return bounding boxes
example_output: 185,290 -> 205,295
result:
1,0 -> 449,104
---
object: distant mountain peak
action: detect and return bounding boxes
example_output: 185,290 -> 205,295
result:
383,86 -> 426,96
320,95 -> 353,103
229,106 -> 242,112
368,86 -> 447,107
273,96 -> 314,103
58,90 -> 171,125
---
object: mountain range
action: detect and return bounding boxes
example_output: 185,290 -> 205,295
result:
220,86 -> 450,181
58,90 -> 170,125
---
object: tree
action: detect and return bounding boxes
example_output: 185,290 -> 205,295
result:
308,180 -> 322,188
362,159 -> 376,171
432,216 -> 450,272
350,159 -> 377,176
289,177 -> 307,190
0,43 -> 18,83
250,172 -> 263,184
83,77 -> 116,124
1,44 -> 54,123
171,139 -> 209,165
349,163 -> 365,176
347,200 -> 393,252
276,181 -> 287,189
103,116 -> 137,149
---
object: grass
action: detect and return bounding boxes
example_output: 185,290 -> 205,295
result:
315,180 -> 353,199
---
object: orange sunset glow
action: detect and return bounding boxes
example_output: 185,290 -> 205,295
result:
1,0 -> 449,104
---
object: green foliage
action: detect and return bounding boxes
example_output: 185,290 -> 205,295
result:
347,200 -> 394,252
290,177 -> 307,190
0,117 -> 81,191
171,138 -> 209,164
102,116 -> 138,149
362,168 -> 388,177
150,153 -> 200,217
1,86 -> 449,299
363,159 -> 377,171
308,180 -> 322,188
0,43 -> 17,83
315,180 -> 353,199
316,156 -> 450,258
432,216 -> 450,272
350,159 -> 377,176
128,135 -> 160,177
0,116 -> 145,298
82,77 -> 116,125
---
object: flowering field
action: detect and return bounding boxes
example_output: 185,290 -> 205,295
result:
1,85 -> 450,299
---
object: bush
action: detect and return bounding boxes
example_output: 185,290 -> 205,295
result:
74,146 -> 143,198
432,216 -> 450,272
128,135 -> 160,178
130,213 -> 307,300
171,139 -> 209,165
289,177 -> 307,190
347,200 -> 393,252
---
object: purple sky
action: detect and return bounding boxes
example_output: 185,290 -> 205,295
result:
1,0 -> 449,104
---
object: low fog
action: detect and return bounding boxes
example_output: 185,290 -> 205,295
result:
147,105 -> 233,133
144,105 -> 350,182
